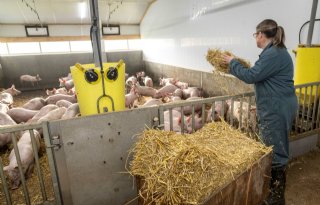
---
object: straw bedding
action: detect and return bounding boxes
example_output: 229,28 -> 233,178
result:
128,121 -> 271,205
206,49 -> 251,74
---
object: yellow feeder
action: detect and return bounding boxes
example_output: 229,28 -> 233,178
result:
71,60 -> 125,116
294,46 -> 320,104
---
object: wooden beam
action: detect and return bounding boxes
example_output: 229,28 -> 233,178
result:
0,35 -> 140,42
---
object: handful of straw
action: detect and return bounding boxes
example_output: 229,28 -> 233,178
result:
206,49 -> 251,74
128,121 -> 271,205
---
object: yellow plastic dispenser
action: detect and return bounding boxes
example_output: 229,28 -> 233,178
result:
70,60 -> 125,116
294,46 -> 320,104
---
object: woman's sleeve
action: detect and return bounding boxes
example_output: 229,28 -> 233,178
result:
229,52 -> 280,84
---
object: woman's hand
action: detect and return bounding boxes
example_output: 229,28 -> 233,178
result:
222,54 -> 235,64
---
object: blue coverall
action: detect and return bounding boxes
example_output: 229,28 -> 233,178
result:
229,42 -> 298,168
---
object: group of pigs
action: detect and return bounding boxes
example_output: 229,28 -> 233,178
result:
125,72 -> 258,134
0,74 -> 79,189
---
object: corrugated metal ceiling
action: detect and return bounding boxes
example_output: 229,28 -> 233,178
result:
0,0 -> 154,25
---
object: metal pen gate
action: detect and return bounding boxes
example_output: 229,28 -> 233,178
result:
1,82 -> 320,204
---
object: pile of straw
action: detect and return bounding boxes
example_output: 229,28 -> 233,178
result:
206,49 -> 251,74
128,121 -> 271,204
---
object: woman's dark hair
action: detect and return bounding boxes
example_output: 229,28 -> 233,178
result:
256,19 -> 286,48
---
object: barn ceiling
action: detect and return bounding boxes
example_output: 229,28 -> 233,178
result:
0,0 -> 155,25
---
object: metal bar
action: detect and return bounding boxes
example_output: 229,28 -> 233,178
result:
29,129 -> 47,201
211,101 -> 215,122
221,100 -> 225,121
317,94 -> 320,129
294,81 -> 320,88
295,88 -> 302,133
201,104 -> 205,125
306,85 -> 313,130
301,87 -> 308,130
42,122 -> 62,205
0,156 -> 12,205
181,107 -> 185,134
311,85 -> 319,130
191,105 -> 195,132
230,98 -> 234,126
239,98 -> 243,129
11,132 -> 31,205
0,123 -> 42,134
306,0 -> 319,46
247,97 -> 252,133
169,109 -> 173,131
159,106 -> 164,129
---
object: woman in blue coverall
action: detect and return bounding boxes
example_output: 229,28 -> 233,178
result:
223,19 -> 298,205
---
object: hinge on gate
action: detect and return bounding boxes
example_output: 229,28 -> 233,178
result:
152,117 -> 164,129
46,135 -> 61,151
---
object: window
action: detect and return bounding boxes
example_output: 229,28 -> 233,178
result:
0,43 -> 8,55
40,41 -> 70,53
7,42 -> 40,54
104,40 -> 128,51
128,39 -> 142,50
70,41 -> 92,52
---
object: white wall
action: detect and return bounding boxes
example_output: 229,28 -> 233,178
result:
141,0 -> 320,72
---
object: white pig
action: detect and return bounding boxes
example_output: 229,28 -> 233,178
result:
20,74 -> 42,87
159,77 -> 177,86
4,129 -> 40,189
206,101 -> 229,122
141,98 -> 163,107
143,76 -> 153,87
59,79 -> 74,90
154,84 -> 178,99
163,110 -> 192,134
22,97 -> 46,110
0,92 -> 13,106
7,108 -> 39,123
61,103 -> 80,119
133,84 -> 157,98
28,105 -> 58,124
2,85 -> 21,96
125,88 -> 139,108
45,94 -> 77,105
0,112 -> 17,147
0,103 -> 9,113
175,81 -> 189,89
46,87 -> 68,96
38,107 -> 67,123
56,99 -> 72,108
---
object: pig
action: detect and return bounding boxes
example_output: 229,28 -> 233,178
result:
59,79 -> 74,90
0,103 -> 9,113
141,98 -> 163,107
125,73 -> 129,81
173,97 -> 203,115
125,88 -> 139,108
61,103 -> 80,119
133,84 -> 157,98
159,77 -> 177,86
175,81 -> 188,89
126,76 -> 138,87
68,87 -> 76,95
0,92 -> 13,106
46,87 -> 68,96
2,85 -> 21,96
154,84 -> 178,99
186,113 -> 203,132
163,110 -> 192,134
226,100 -> 257,132
4,129 -> 40,189
182,87 -> 204,99
7,108 -> 39,123
22,97 -> 46,110
45,94 -> 77,105
61,73 -> 72,81
28,105 -> 59,124
206,101 -> 229,122
20,74 -> 42,87
173,89 -> 183,98
0,112 -> 17,147
38,107 -> 67,123
56,99 -> 72,108
143,76 -> 153,87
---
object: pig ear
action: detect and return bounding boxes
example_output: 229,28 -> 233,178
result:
59,78 -> 62,82
46,89 -> 49,95
11,84 -> 15,88
186,116 -> 191,123
53,88 -> 56,91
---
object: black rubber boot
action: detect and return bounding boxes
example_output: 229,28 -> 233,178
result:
263,166 -> 286,205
